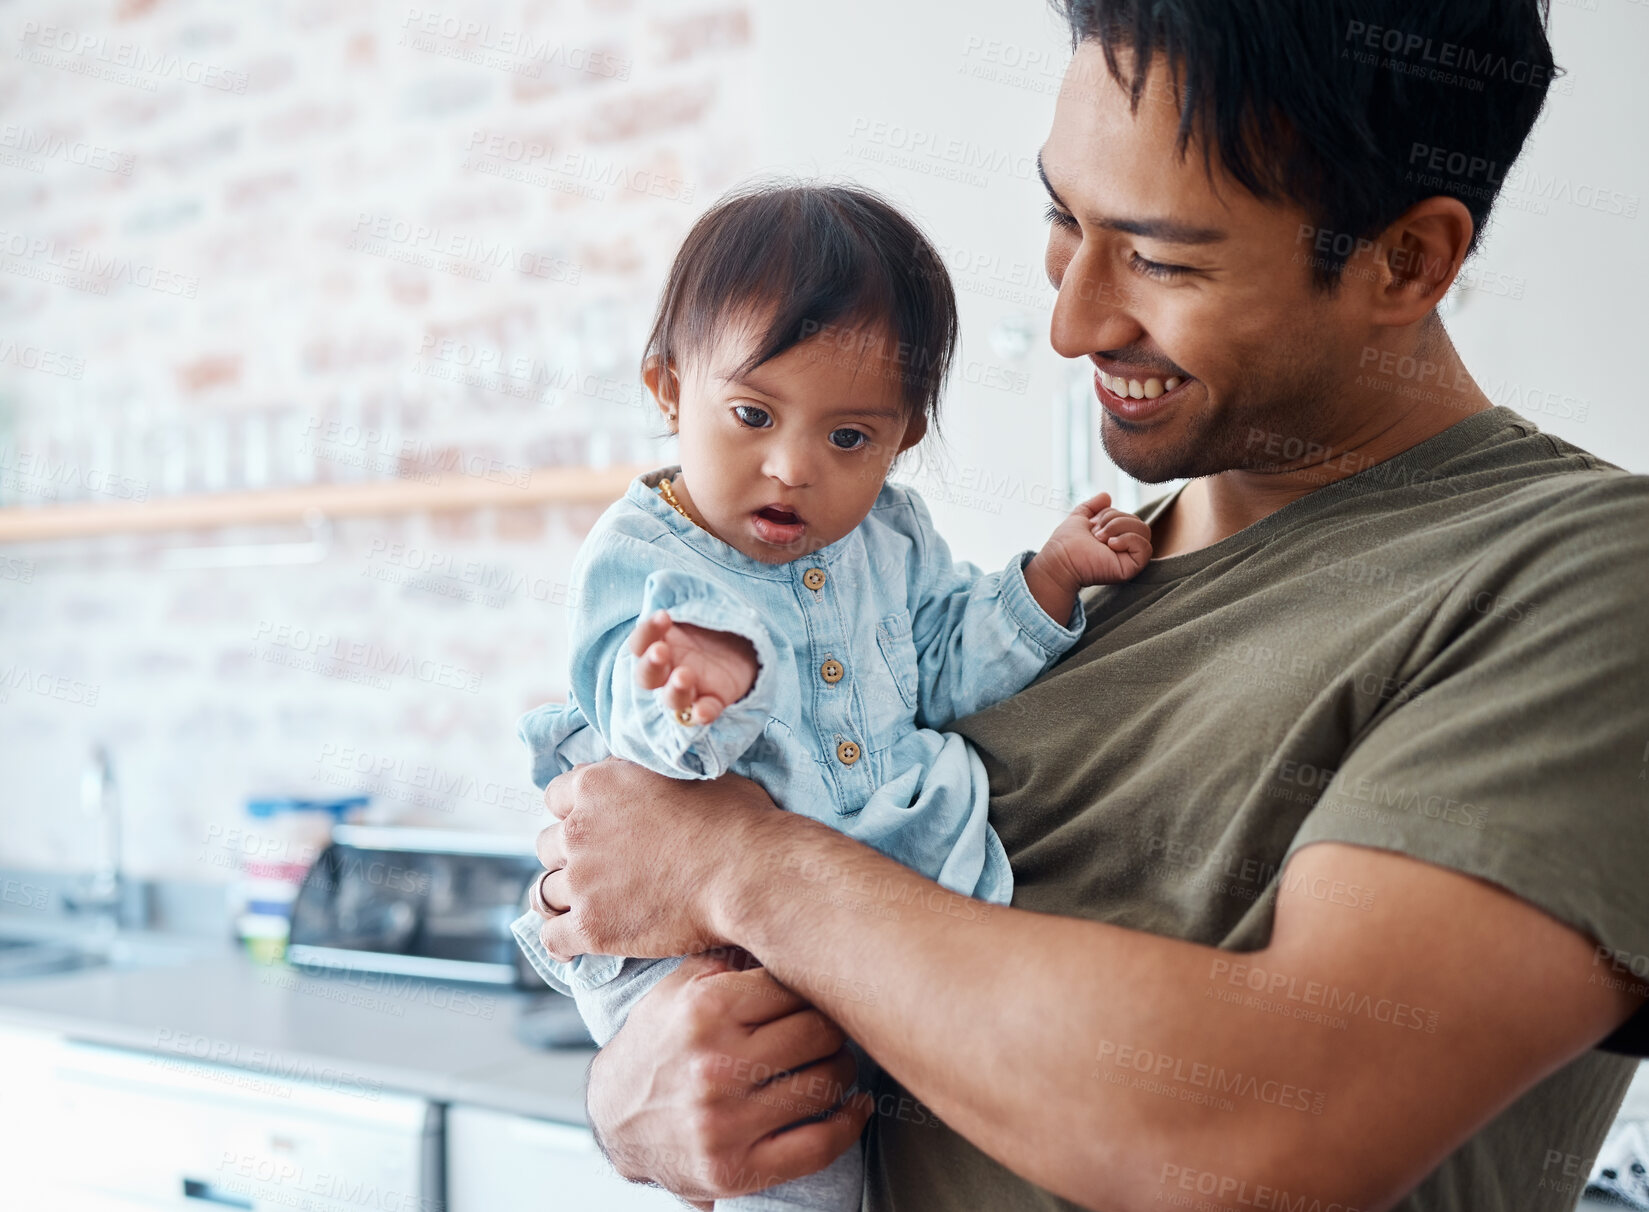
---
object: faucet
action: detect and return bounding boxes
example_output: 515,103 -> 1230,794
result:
64,744 -> 126,929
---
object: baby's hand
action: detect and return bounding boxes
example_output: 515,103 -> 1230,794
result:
1041,491 -> 1154,589
629,610 -> 758,726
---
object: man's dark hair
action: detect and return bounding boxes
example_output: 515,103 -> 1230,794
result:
1056,0 -> 1560,288
643,181 -> 958,426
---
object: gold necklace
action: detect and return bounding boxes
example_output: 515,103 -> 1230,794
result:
657,475 -> 698,528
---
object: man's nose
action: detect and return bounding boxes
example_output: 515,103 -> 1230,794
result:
1049,243 -> 1143,360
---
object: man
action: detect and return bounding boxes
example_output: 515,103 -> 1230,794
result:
526,1 -> 1649,1208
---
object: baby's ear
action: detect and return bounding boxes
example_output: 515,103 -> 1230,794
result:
642,356 -> 681,427
896,410 -> 929,454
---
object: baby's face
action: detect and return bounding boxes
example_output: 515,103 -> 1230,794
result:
654,322 -> 926,564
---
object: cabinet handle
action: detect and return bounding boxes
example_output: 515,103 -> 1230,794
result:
182,1178 -> 255,1208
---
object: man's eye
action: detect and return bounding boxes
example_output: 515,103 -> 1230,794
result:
829,429 -> 868,451
1043,203 -> 1079,232
733,405 -> 772,428
1129,251 -> 1190,280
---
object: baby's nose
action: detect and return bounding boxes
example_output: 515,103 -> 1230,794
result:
763,445 -> 813,488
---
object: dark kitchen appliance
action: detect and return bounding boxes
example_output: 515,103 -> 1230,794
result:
287,825 -> 544,987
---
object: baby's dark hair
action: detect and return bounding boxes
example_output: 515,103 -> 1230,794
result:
642,181 -> 959,430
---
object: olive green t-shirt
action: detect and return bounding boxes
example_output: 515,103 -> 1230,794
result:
866,405 -> 1649,1211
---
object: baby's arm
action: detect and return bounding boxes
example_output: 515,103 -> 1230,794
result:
1021,490 -> 1153,633
571,542 -> 780,781
896,488 -> 1150,729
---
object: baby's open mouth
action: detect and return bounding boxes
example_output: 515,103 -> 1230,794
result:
752,504 -> 807,546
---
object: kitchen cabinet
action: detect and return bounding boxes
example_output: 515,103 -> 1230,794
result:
0,1023 -> 439,1210
446,1103 -> 681,1211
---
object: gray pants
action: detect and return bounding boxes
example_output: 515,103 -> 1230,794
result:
574,956 -> 873,1212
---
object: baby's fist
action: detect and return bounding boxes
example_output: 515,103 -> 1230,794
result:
1046,491 -> 1153,588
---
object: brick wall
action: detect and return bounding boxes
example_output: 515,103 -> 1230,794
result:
0,0 -> 756,876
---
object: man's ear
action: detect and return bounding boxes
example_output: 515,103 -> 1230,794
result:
1361,196 -> 1476,327
642,356 -> 680,429
896,410 -> 929,455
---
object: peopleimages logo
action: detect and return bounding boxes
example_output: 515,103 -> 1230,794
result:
0,229 -> 199,297
347,213 -> 581,284
0,123 -> 133,174
15,21 -> 250,92
1341,20 -> 1562,91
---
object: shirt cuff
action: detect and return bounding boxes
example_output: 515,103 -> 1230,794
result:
999,550 -> 1086,658
510,910 -> 622,993
633,568 -> 779,776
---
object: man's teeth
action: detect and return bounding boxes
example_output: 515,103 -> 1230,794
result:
1099,370 -> 1184,399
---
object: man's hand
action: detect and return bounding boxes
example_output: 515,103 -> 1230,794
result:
631,610 -> 759,726
1024,490 -> 1154,624
531,759 -> 792,962
587,951 -> 874,1204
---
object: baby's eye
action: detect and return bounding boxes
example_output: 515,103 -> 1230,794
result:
829,428 -> 868,451
733,405 -> 772,428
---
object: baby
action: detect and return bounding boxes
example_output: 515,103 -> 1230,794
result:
512,182 -> 1151,1209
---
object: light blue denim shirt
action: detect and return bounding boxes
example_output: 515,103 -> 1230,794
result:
512,465 -> 1084,993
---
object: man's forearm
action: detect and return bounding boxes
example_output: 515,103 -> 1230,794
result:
536,761 -> 1640,1209
710,811 -> 1640,1211
715,811 -> 1240,1207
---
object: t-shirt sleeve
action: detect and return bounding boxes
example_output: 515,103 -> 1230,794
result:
1286,475 -> 1649,1054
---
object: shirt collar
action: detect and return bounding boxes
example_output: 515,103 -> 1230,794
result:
629,466 -> 862,581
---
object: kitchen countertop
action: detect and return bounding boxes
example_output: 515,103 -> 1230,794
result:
0,942 -> 598,1123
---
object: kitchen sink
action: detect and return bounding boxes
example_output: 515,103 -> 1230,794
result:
0,935 -> 105,981
0,927 -> 202,981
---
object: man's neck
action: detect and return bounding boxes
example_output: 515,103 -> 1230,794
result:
1152,346 -> 1494,559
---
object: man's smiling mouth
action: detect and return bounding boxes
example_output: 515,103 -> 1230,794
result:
1096,369 -> 1186,400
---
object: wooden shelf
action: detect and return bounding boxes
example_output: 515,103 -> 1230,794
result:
0,464 -> 649,542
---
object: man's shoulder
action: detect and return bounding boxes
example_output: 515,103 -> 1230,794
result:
1407,405 -> 1626,496
1326,406 -> 1647,552
1443,459 -> 1649,553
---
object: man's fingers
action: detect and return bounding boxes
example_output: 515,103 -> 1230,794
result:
543,761 -> 599,822
529,868 -> 571,915
686,963 -> 812,1024
525,868 -> 555,917
703,1051 -> 862,1171
763,1048 -> 860,1115
534,819 -> 564,870
539,912 -> 584,963
746,1008 -> 851,1075
741,1091 -> 876,1191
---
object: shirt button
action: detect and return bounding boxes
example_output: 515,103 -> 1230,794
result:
820,658 -> 844,685
803,567 -> 827,591
836,739 -> 860,766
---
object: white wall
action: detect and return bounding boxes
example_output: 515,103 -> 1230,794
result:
747,0 -> 1095,569
1447,0 -> 1649,472
745,0 -> 1649,580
